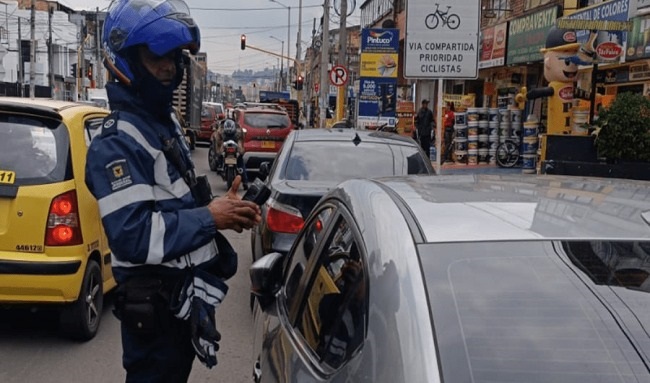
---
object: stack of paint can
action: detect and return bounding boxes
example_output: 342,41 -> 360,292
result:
466,107 -> 480,166
478,118 -> 489,165
510,106 -> 522,140
487,108 -> 500,164
498,108 -> 511,143
454,111 -> 468,165
522,115 -> 539,174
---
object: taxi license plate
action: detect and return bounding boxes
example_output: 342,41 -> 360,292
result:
0,170 -> 16,185
225,157 -> 237,165
261,141 -> 275,149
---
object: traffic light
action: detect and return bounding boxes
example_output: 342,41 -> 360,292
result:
70,63 -> 77,78
294,75 -> 303,91
87,63 -> 93,79
240,34 -> 246,50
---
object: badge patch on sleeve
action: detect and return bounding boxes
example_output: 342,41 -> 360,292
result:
106,159 -> 133,191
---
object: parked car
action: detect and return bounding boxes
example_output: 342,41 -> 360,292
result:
197,102 -> 220,144
251,174 -> 650,382
236,107 -> 294,175
250,128 -> 433,263
0,98 -> 116,340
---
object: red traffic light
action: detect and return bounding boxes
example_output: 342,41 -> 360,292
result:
240,34 -> 246,50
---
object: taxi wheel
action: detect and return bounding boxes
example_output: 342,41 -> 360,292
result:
60,260 -> 103,341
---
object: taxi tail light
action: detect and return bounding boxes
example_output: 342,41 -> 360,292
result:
45,190 -> 83,246
266,200 -> 304,234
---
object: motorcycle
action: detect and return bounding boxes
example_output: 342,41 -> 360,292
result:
208,136 -> 243,189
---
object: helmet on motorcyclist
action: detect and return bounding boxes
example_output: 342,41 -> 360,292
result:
223,119 -> 237,136
102,0 -> 200,88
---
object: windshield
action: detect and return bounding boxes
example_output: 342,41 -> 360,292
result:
282,141 -> 431,181
243,112 -> 290,129
419,240 -> 650,382
0,114 -> 69,185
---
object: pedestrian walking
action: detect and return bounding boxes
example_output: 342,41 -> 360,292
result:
85,0 -> 261,381
414,99 -> 435,157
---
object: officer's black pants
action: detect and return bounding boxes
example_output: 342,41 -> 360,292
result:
121,308 -> 195,382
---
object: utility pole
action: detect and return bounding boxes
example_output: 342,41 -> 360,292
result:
18,16 -> 23,96
48,5 -> 54,96
319,0 -> 329,129
336,0 -> 348,121
95,8 -> 102,88
29,0 -> 35,98
296,0 -> 303,114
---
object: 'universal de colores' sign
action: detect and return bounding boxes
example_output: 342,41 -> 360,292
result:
404,0 -> 480,79
506,6 -> 559,65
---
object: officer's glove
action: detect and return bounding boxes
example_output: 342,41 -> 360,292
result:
170,267 -> 228,369
190,297 -> 221,368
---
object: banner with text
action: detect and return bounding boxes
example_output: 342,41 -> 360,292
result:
506,6 -> 558,65
479,23 -> 508,69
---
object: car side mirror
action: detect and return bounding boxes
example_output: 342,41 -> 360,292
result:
258,162 -> 271,181
250,252 -> 284,312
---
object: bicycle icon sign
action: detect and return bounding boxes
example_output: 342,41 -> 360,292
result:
425,3 -> 461,30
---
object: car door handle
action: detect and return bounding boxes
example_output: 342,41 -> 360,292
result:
253,358 -> 262,383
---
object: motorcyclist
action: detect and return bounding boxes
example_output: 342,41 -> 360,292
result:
216,118 -> 249,189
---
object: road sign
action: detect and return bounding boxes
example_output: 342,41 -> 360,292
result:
329,65 -> 348,87
404,1 -> 480,79
314,83 -> 320,93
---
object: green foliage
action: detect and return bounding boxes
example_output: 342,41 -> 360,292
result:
595,92 -> 650,162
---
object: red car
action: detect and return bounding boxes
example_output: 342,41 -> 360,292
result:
198,103 -> 225,143
236,107 -> 294,174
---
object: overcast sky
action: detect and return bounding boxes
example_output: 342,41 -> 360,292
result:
56,0 -> 361,74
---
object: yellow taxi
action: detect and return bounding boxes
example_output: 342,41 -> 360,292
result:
0,97 -> 116,340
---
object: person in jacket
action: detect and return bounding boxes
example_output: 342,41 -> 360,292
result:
84,0 -> 261,381
414,99 -> 435,156
215,118 -> 249,189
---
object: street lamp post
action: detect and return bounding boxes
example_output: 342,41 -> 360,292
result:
269,35 -> 284,89
269,0 -> 290,83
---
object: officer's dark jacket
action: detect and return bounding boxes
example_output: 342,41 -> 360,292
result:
85,83 -> 223,282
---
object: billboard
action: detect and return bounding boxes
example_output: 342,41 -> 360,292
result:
479,23 -> 508,69
506,6 -> 558,65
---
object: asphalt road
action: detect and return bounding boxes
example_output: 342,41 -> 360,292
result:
0,145 -> 256,383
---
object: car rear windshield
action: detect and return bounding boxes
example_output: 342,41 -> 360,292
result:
282,141 -> 430,181
244,112 -> 290,129
419,240 -> 650,382
0,114 -> 70,185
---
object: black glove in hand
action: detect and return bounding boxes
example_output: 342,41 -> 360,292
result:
190,297 -> 221,368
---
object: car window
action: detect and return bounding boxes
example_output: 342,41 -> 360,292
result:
419,240 -> 650,382
283,141 -> 430,181
84,118 -> 106,147
215,105 -> 224,114
244,112 -> 290,128
0,114 -> 68,184
201,106 -> 214,119
284,205 -> 335,319
295,214 -> 367,370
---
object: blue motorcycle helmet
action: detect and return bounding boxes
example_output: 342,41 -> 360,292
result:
102,0 -> 200,87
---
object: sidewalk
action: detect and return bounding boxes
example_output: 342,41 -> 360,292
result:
432,161 -> 525,175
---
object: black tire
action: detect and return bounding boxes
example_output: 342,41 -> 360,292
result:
425,14 -> 439,29
60,260 -> 103,341
187,132 -> 196,151
226,166 -> 235,190
447,14 -> 461,29
496,141 -> 520,168
208,145 -> 218,171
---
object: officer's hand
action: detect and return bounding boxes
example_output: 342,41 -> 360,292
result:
208,176 -> 261,232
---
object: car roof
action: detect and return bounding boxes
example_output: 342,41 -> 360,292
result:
0,97 -> 107,118
340,174 -> 650,242
294,128 -> 417,145
241,107 -> 288,115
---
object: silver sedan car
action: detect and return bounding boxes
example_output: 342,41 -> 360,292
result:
250,174 -> 650,382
